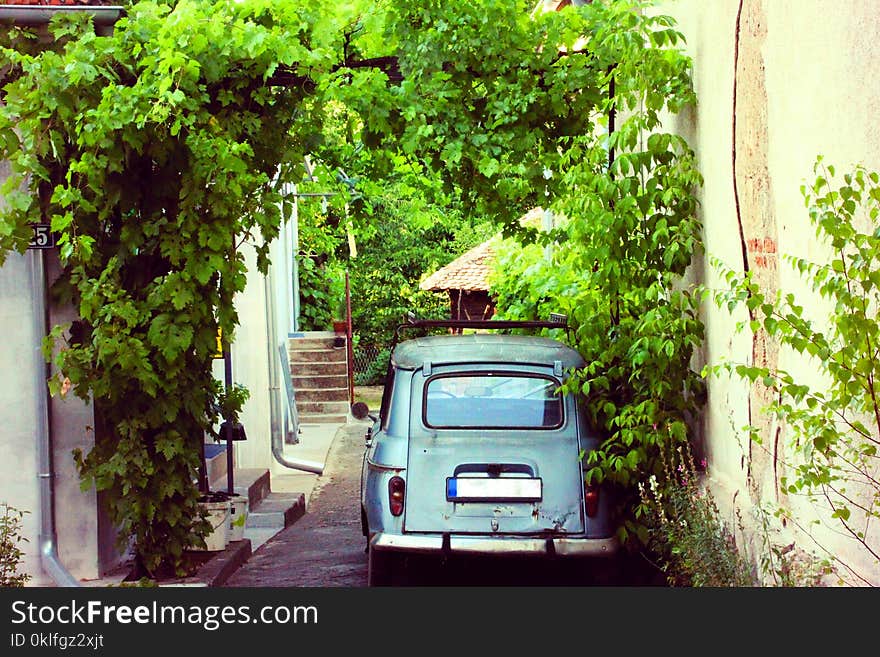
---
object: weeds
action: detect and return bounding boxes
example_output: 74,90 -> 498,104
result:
639,443 -> 757,586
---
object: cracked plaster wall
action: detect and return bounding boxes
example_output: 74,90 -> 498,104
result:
659,0 -> 880,583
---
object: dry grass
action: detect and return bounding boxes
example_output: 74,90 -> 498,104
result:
354,386 -> 383,412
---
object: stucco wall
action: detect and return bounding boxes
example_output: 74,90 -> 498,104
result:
659,0 -> 880,584
0,250 -> 44,584
226,242 -> 273,472
218,208 -> 298,474
0,156 -> 123,585
0,250 -> 115,586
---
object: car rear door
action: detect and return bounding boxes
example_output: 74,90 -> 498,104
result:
403,364 -> 585,535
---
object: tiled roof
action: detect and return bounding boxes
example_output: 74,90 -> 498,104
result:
419,207 -> 549,292
420,240 -> 496,292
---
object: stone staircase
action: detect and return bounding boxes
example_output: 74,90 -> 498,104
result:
197,331 -> 350,554
288,331 -> 351,424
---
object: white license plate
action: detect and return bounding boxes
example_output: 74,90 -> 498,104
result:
446,477 -> 542,502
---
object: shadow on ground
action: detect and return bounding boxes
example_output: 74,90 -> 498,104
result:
378,550 -> 668,587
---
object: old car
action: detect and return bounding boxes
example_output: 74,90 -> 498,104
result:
355,318 -> 619,585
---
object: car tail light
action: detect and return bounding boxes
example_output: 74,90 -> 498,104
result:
584,485 -> 600,518
389,476 -> 405,516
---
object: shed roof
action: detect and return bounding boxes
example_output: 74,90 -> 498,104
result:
419,239 -> 496,293
418,207 -> 547,293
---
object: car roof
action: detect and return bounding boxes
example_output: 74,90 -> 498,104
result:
391,333 -> 586,370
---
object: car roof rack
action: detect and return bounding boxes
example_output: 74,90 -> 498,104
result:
393,315 -> 569,345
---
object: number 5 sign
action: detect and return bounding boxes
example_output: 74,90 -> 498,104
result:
28,224 -> 57,249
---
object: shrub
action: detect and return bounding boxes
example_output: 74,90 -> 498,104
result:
0,503 -> 31,588
707,158 -> 880,585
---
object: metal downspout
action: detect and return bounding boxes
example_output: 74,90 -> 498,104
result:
30,250 -> 80,587
265,264 -> 323,475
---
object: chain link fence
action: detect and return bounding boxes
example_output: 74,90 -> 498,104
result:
353,343 -> 390,385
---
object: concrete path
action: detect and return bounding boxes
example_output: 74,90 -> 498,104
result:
223,419 -> 371,587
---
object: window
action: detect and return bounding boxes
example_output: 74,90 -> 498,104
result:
424,373 -> 563,429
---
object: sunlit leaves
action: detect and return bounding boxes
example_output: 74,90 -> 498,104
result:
483,1 -> 702,545
708,159 -> 880,575
0,0 -> 352,575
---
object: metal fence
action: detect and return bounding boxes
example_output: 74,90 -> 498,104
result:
353,343 -> 389,384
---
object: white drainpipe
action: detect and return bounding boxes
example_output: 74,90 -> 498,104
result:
9,4 -> 121,587
265,263 -> 323,475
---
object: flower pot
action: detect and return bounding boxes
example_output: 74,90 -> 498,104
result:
332,319 -> 347,334
228,494 -> 249,542
194,495 -> 231,551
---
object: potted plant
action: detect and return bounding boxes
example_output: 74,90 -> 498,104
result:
332,295 -> 347,335
193,491 -> 231,552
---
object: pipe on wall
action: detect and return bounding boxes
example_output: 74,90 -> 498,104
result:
264,263 -> 323,475
29,249 -> 80,587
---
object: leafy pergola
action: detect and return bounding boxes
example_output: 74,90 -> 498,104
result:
0,0 -> 701,573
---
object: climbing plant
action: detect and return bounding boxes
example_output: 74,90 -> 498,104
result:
0,0 -> 340,575
477,0 -> 704,544
707,158 -> 880,585
0,0 -> 704,572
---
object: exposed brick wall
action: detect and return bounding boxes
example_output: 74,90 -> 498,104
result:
736,0 -> 784,506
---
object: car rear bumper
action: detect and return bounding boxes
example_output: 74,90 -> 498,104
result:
370,532 -> 618,557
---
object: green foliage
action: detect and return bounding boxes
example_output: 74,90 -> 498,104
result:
295,98 -> 497,342
296,209 -> 345,331
211,383 -> 250,441
484,0 -> 705,544
706,158 -> 880,585
346,210 -> 495,346
377,0 -> 609,227
0,0 -> 705,574
752,503 -> 831,586
639,444 -> 757,586
0,1 -> 340,576
0,503 -> 31,588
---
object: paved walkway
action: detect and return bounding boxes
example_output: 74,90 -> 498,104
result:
224,419 -> 370,587
242,420 -> 347,551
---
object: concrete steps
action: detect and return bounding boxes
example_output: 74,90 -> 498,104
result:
288,331 -> 351,424
206,450 -> 306,550
245,492 -> 306,528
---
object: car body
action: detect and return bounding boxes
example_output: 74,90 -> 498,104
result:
358,319 -> 619,585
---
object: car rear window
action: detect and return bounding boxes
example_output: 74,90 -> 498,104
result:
424,373 -> 563,429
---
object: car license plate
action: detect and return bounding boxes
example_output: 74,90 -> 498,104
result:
446,477 -> 542,502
